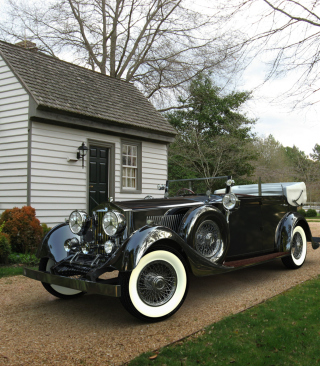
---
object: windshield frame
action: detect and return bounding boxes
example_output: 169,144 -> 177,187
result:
164,176 -> 231,197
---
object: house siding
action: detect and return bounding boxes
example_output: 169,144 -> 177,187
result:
0,55 -> 29,213
31,122 -> 168,226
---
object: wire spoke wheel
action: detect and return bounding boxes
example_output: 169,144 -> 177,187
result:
282,226 -> 307,269
119,250 -> 188,321
195,220 -> 222,259
137,260 -> 177,306
292,231 -> 303,260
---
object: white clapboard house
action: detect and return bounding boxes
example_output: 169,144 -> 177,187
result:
0,41 -> 176,226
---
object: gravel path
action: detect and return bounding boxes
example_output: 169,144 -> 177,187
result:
1,223 -> 319,366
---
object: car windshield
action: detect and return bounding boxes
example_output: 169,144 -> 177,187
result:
165,176 -> 229,197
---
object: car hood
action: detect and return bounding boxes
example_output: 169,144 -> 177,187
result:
93,195 -> 223,213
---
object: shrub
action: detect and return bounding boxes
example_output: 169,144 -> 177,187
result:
0,232 -> 11,264
41,223 -> 52,238
0,206 -> 43,254
306,208 -> 318,217
8,252 -> 39,266
298,208 -> 306,217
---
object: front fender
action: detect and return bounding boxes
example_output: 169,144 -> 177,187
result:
111,225 -> 233,277
180,205 -> 230,264
36,223 -> 81,262
275,212 -> 315,252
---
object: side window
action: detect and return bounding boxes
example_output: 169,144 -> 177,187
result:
121,140 -> 141,192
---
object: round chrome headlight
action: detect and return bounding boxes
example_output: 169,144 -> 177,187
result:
69,210 -> 88,234
102,211 -> 126,237
222,193 -> 237,210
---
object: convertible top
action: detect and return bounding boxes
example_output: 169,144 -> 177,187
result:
214,182 -> 307,207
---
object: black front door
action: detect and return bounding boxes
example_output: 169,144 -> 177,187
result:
89,145 -> 109,214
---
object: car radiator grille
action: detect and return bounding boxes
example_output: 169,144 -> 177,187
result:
146,214 -> 184,233
93,211 -> 109,244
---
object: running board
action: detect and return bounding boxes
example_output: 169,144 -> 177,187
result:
224,252 -> 287,268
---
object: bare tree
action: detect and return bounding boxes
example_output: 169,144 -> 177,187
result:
221,0 -> 320,107
0,0 -> 242,106
252,135 -> 292,183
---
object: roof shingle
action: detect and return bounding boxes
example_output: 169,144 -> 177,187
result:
0,41 -> 176,136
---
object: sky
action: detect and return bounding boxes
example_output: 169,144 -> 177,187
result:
0,0 -> 319,156
241,56 -> 320,156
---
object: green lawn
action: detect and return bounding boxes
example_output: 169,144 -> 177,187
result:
128,275 -> 320,366
0,265 -> 37,278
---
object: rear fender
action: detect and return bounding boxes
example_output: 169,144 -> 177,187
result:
275,212 -> 315,252
36,223 -> 81,262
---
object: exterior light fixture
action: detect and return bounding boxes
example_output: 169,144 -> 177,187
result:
77,142 -> 88,168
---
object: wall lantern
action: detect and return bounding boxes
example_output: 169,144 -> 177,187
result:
77,142 -> 88,168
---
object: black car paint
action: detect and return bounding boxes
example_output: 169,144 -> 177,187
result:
35,193 -> 316,280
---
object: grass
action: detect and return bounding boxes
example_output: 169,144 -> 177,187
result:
0,252 -> 39,278
128,276 -> 320,366
0,265 -> 37,278
306,213 -> 320,222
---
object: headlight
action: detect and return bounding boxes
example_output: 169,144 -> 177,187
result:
222,193 -> 237,210
69,210 -> 88,234
102,211 -> 126,237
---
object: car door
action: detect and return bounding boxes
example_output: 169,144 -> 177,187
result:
260,196 -> 288,252
226,196 -> 263,259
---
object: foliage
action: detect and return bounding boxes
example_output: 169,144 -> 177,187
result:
41,223 -> 52,238
252,135 -> 291,183
0,232 -> 11,264
0,0 -> 243,106
0,206 -> 43,254
129,275 -> 320,365
167,74 -> 257,185
297,208 -> 306,217
8,252 -> 39,266
306,209 -> 317,218
310,144 -> 320,161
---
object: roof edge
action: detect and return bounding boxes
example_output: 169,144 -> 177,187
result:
30,106 -> 176,143
0,44 -> 40,107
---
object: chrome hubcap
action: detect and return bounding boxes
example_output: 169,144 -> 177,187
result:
137,260 -> 177,306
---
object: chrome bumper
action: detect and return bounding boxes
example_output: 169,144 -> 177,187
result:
23,268 -> 121,297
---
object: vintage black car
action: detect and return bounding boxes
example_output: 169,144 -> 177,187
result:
24,176 -> 319,321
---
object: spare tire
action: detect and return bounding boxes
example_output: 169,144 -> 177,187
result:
181,206 -> 229,264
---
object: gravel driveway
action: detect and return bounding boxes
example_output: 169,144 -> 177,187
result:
1,223 -> 320,366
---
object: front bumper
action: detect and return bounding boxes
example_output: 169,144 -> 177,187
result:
23,268 -> 121,297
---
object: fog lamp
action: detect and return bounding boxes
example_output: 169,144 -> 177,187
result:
81,243 -> 90,254
104,240 -> 114,254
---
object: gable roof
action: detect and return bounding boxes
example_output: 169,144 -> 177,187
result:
0,40 -> 176,137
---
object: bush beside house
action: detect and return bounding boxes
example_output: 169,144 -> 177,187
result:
0,206 -> 43,255
0,222 -> 11,264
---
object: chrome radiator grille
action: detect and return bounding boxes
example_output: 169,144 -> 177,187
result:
94,211 -> 108,244
146,214 -> 184,233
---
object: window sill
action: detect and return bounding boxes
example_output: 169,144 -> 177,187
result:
121,188 -> 142,194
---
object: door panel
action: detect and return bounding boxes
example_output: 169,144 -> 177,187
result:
227,198 -> 262,259
89,146 -> 109,214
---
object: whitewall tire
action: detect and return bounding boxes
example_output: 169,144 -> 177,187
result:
120,250 -> 188,321
282,226 -> 307,269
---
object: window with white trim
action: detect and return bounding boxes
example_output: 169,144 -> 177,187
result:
122,143 -> 138,189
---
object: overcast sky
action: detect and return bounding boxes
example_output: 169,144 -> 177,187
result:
241,56 -> 320,156
0,0 -> 319,156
